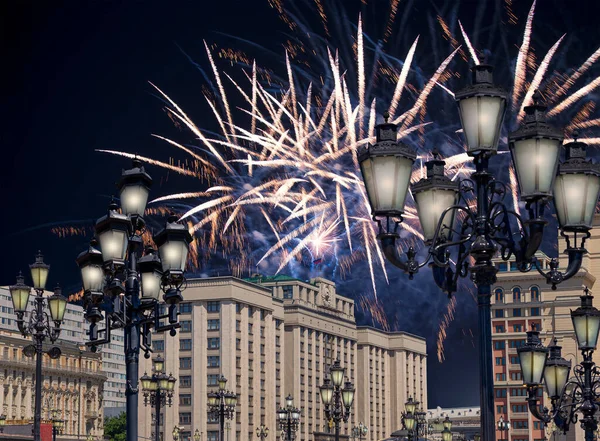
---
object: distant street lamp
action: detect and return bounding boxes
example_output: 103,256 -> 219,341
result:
141,355 -> 177,441
256,425 -> 269,441
194,429 -> 201,441
402,398 -> 428,440
9,253 -> 66,441
0,414 -> 6,433
173,426 -> 182,441
207,375 -> 237,441
319,360 -> 355,441
77,159 -> 192,441
497,416 -> 510,438
51,413 -> 64,441
441,417 -> 453,441
352,422 -> 368,441
277,395 -> 300,441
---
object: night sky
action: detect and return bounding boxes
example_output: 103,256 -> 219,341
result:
3,0 -> 600,410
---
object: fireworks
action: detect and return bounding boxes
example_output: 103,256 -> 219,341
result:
94,0 -> 600,360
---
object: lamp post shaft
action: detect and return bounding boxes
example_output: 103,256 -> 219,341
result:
334,421 -> 340,441
33,293 -> 45,441
125,246 -> 141,441
287,421 -> 292,441
220,403 -> 225,441
155,394 -> 161,441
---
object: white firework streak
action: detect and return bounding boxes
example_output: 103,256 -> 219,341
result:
554,46 -> 600,99
388,36 -> 419,118
459,20 -> 480,65
512,0 -> 536,110
357,15 -> 366,140
549,75 -> 600,117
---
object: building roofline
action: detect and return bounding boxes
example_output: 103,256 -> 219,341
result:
186,276 -> 273,294
356,325 -> 426,342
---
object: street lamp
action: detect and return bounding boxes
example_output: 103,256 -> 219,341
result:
9,253 -> 66,441
441,417 -> 452,441
358,60 -> 599,441
173,426 -> 181,441
497,415 -> 510,439
51,414 -> 64,441
277,395 -> 300,441
0,414 -> 6,433
194,429 -> 201,441
77,159 -> 192,441
256,425 -> 269,441
401,398 -> 427,440
352,422 -> 368,441
319,360 -> 355,441
142,355 -> 177,441
520,288 -> 600,441
207,375 -> 237,441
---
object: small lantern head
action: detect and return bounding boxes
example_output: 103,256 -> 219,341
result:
518,325 -> 549,385
76,240 -> 105,294
30,251 -> 50,291
329,359 -> 345,387
139,248 -> 163,302
154,214 -> 192,282
118,158 -> 153,218
571,289 -> 600,351
543,339 -> 571,399
48,285 -> 68,323
95,201 -> 132,265
9,272 -> 30,314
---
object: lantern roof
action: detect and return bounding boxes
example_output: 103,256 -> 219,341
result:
454,64 -> 507,100
509,91 -> 563,141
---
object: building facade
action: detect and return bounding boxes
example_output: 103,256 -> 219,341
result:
139,275 -> 427,441
0,329 -> 105,439
425,406 -> 480,441
491,215 -> 600,441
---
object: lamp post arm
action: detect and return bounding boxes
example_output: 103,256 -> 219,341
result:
379,234 -> 424,277
534,249 -> 585,290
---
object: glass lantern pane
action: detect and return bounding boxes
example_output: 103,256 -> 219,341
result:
478,96 -> 504,148
120,185 -> 150,217
159,241 -> 189,272
99,229 -> 128,262
49,297 -> 67,322
81,265 -> 105,292
30,267 -> 49,291
554,174 -> 600,229
544,365 -> 569,398
513,138 -> 561,196
415,188 -> 457,242
370,156 -> 413,213
141,271 -> 162,300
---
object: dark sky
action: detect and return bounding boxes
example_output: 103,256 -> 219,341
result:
3,0 -> 600,411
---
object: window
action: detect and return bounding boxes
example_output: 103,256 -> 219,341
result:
179,412 -> 191,424
207,374 -> 219,386
180,339 -> 192,351
495,373 -> 506,381
208,337 -> 220,349
509,339 -> 526,348
510,355 -> 520,364
494,309 -> 504,318
236,303 -> 242,313
179,376 -> 191,387
283,286 -> 293,299
180,357 -> 192,369
248,306 -> 254,317
260,309 -> 266,320
531,286 -> 540,302
511,404 -> 527,413
494,341 -> 505,349
207,432 -> 218,441
208,356 -> 220,367
531,307 -> 540,316
179,394 -> 192,406
512,421 -> 528,429
510,387 -> 527,396
510,371 -> 522,381
510,262 -> 518,271
513,324 -> 523,332
207,301 -> 220,313
179,303 -> 192,313
207,319 -> 220,331
495,357 -> 505,366
498,263 -> 508,272
495,288 -> 504,303
496,405 -> 507,414
513,308 -> 522,317
248,323 -> 253,334
512,287 -> 521,303
180,320 -> 192,333
495,388 -> 507,397
152,340 -> 164,351
495,325 -> 505,333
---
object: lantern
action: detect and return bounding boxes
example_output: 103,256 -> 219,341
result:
405,397 -> 418,414
330,359 -> 345,387
138,248 -> 163,301
76,241 -> 105,294
153,355 -> 165,373
320,379 -> 334,405
286,394 -> 294,409
218,375 -> 227,391
571,291 -> 600,350
48,285 -> 68,323
95,202 -> 132,264
29,251 -> 50,291
518,327 -> 549,385
455,64 -> 507,154
154,215 -> 192,279
442,428 -> 453,441
140,372 -> 153,391
166,374 -> 177,392
411,153 -> 459,243
543,339 -> 571,399
118,158 -> 153,217
404,413 -> 416,431
508,92 -> 563,201
358,113 -> 416,217
341,379 -> 355,407
9,273 -> 30,314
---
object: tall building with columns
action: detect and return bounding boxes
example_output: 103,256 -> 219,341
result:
140,275 -> 427,441
0,329 -> 105,439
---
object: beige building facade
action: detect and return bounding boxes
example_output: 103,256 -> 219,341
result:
0,330 -> 105,439
140,275 -> 427,441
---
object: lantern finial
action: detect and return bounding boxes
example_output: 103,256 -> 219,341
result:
383,111 -> 390,123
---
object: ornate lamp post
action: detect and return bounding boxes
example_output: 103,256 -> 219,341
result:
277,395 -> 300,441
207,375 -> 237,441
194,429 -> 201,441
172,426 -> 182,441
352,422 -> 368,441
402,398 -> 428,440
519,288 -> 600,441
0,414 -> 5,433
319,360 -> 355,441
256,425 -> 269,441
358,61 -> 600,440
141,355 -> 177,441
441,417 -> 453,441
77,159 -> 192,441
9,253 -> 67,441
497,416 -> 510,439
51,414 -> 64,441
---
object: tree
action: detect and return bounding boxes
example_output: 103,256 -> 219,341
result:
104,412 -> 127,441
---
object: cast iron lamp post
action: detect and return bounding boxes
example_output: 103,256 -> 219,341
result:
519,288 -> 600,441
277,395 -> 300,441
441,417 -> 453,441
141,355 -> 177,441
402,398 -> 428,440
319,360 -> 355,441
358,62 -> 600,441
497,416 -> 510,439
51,414 -> 64,441
207,375 -> 237,441
9,253 -> 67,441
256,425 -> 269,441
77,159 -> 192,441
352,422 -> 368,441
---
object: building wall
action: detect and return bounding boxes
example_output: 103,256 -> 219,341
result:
144,275 -> 427,441
0,330 -> 105,439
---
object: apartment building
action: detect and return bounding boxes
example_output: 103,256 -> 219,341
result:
141,275 -> 427,441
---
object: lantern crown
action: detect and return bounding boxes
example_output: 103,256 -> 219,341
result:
455,64 -> 507,99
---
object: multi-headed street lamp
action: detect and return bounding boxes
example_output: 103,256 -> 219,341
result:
358,60 -> 600,440
441,416 -> 453,441
277,395 -> 300,441
77,159 -> 192,441
207,375 -> 237,441
497,416 -> 510,439
402,398 -> 429,441
51,414 -> 64,441
0,414 -> 6,434
256,425 -> 269,441
319,360 -> 355,441
9,253 -> 67,441
141,355 -> 177,441
519,288 -> 600,441
352,422 -> 368,441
